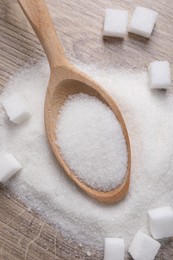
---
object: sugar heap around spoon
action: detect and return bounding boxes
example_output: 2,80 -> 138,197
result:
18,0 -> 131,203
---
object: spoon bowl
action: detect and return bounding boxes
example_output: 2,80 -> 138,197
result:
18,0 -> 131,203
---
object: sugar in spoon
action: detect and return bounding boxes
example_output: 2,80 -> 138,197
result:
18,0 -> 131,203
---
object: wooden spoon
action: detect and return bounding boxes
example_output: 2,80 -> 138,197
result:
18,0 -> 131,204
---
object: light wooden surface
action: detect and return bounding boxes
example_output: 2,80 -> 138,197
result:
0,0 -> 173,259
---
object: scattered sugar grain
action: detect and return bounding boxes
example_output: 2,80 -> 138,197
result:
27,206 -> 32,213
6,193 -> 10,198
86,250 -> 91,257
78,242 -> 83,248
1,61 -> 173,255
56,93 -> 127,191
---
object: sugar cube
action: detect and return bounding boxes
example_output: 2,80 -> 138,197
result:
129,231 -> 160,260
104,238 -> 125,260
148,206 -> 173,239
128,6 -> 158,38
0,153 -> 22,183
103,9 -> 128,38
2,93 -> 31,124
148,61 -> 171,89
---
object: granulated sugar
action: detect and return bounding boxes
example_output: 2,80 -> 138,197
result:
1,60 -> 173,252
56,93 -> 127,191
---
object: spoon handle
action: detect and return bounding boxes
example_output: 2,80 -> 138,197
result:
18,0 -> 67,68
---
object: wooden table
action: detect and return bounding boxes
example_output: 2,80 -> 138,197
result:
0,0 -> 173,259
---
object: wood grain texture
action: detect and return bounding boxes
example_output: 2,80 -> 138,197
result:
0,0 -> 173,259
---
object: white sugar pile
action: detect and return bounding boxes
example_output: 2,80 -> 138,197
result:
56,93 -> 127,191
1,60 -> 173,252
